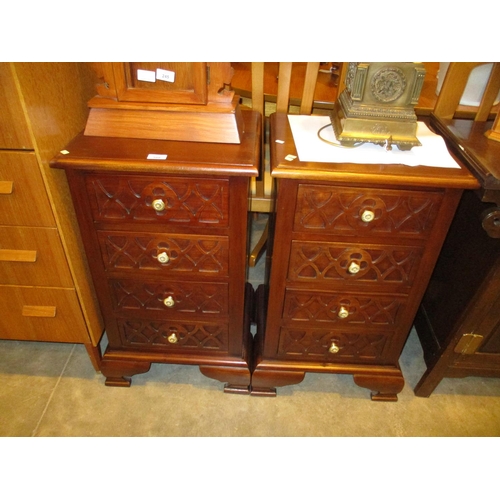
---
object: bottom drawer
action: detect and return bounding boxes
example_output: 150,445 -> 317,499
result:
0,285 -> 88,343
277,326 -> 391,363
116,317 -> 229,353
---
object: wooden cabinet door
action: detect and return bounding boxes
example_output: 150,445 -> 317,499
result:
111,62 -> 208,104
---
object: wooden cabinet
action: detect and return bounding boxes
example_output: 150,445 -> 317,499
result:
414,116 -> 500,396
252,112 -> 479,401
84,62 -> 242,144
0,63 -> 104,369
50,109 -> 260,390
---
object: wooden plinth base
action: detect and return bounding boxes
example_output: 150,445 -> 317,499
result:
84,97 -> 244,144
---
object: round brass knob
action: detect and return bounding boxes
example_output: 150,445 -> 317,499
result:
157,251 -> 170,264
361,209 -> 375,222
163,296 -> 175,308
329,342 -> 340,354
348,261 -> 360,274
152,199 -> 166,211
167,333 -> 178,344
338,306 -> 349,319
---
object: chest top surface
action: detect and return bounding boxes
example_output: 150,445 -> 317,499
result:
50,109 -> 260,178
269,113 -> 479,191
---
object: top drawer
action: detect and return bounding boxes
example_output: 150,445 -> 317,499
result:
0,63 -> 33,150
294,184 -> 443,239
0,151 -> 55,227
86,174 -> 229,228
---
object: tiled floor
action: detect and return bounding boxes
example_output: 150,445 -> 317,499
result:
1,216 -> 500,437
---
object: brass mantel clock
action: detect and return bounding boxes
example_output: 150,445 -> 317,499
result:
331,62 -> 426,150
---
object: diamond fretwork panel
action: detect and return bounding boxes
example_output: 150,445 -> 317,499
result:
294,185 -> 442,237
278,328 -> 388,360
87,175 -> 229,226
118,318 -> 228,350
98,231 -> 229,276
284,291 -> 405,326
289,242 -> 422,285
110,279 -> 228,315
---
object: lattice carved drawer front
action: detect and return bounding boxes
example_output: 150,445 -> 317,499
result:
117,317 -> 228,353
277,326 -> 390,363
86,174 -> 229,227
97,230 -> 229,277
294,184 -> 442,239
283,289 -> 407,328
109,278 -> 228,318
288,241 -> 423,288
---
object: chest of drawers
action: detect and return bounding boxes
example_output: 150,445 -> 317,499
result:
51,109 -> 260,391
252,113 -> 479,401
0,63 -> 104,369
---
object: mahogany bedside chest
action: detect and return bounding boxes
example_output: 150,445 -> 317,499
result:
51,109 -> 260,391
252,113 -> 479,401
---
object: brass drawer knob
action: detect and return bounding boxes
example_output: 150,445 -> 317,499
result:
163,296 -> 175,308
348,261 -> 360,274
167,333 -> 178,344
338,306 -> 349,319
152,199 -> 166,211
361,209 -> 375,222
157,251 -> 170,264
329,342 -> 340,354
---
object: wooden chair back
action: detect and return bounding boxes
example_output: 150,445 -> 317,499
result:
433,62 -> 500,121
248,62 -> 321,213
432,62 -> 500,144
247,62 -> 321,265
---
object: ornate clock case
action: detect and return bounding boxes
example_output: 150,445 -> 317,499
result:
331,62 -> 426,150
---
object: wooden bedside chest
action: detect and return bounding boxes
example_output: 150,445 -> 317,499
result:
51,109 -> 260,391
252,112 -> 479,401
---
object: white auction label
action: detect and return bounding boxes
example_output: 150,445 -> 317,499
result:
156,68 -> 176,82
147,154 -> 168,160
137,69 -> 156,82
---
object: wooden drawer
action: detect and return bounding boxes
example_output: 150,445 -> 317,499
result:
0,151 -> 55,227
277,326 -> 391,363
288,240 -> 423,288
97,230 -> 229,277
0,63 -> 33,150
0,285 -> 87,343
86,174 -> 229,227
108,278 -> 228,318
116,317 -> 229,353
283,289 -> 407,328
0,226 -> 74,287
294,184 -> 442,239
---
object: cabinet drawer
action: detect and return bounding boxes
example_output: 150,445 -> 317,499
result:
288,240 -> 423,288
0,285 -> 87,343
0,226 -> 74,287
0,63 -> 33,149
109,278 -> 228,318
294,184 -> 442,239
86,174 -> 229,227
277,326 -> 390,363
98,230 -> 229,277
283,289 -> 407,328
116,317 -> 228,353
0,151 -> 55,227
